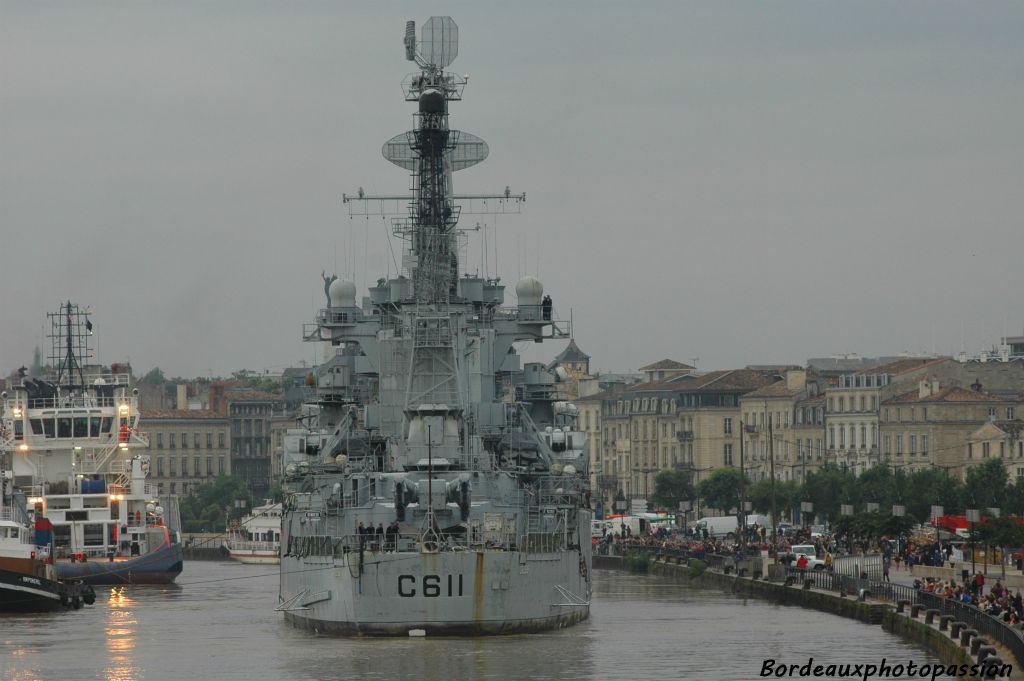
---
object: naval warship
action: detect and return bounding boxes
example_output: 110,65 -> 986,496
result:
278,16 -> 592,635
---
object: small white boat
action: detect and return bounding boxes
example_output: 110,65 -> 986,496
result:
224,501 -> 281,564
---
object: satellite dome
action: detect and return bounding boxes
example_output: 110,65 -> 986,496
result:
329,279 -> 357,308
515,276 -> 543,306
419,88 -> 446,114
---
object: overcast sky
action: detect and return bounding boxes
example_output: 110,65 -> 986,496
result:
2,2 -> 1023,378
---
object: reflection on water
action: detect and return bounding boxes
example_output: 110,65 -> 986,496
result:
1,563 -> 957,681
104,587 -> 137,681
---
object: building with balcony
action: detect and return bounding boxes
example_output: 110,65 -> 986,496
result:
584,368 -> 773,511
824,357 -> 949,475
739,370 -> 820,481
879,381 -> 1022,476
139,410 -> 230,497
224,390 -> 286,498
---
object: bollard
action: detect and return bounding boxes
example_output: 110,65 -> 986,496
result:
803,579 -> 813,590
896,599 -> 911,613
724,565 -> 733,575
983,656 -> 1003,679
939,615 -> 954,631
784,576 -> 795,587
925,609 -> 940,625
971,637 -> 989,655
961,628 -> 977,647
950,622 -> 966,638
977,646 -> 997,663
738,568 -> 748,577
910,604 -> 924,618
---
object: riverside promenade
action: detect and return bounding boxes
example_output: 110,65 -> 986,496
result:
597,550 -> 1021,680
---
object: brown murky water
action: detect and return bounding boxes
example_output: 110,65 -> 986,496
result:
2,563 -> 955,680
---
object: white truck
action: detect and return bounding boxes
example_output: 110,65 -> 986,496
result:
787,544 -> 826,570
695,516 -> 740,539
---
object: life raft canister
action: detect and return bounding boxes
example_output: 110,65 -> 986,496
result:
119,425 -> 130,443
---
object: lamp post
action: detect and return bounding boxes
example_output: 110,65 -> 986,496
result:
966,508 -> 980,577
678,500 -> 691,532
931,505 -> 943,556
987,507 -> 1001,578
801,501 -> 814,531
742,500 -> 753,551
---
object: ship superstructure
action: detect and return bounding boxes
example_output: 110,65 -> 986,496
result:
278,17 -> 592,635
0,302 -> 183,584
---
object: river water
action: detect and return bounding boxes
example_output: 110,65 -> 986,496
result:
3,562 -> 956,680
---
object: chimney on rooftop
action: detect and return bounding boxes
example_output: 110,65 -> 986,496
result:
785,369 -> 806,392
918,379 -> 932,399
176,384 -> 188,411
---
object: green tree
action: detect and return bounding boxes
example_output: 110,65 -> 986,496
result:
142,367 -> 167,385
855,464 -> 897,510
650,470 -> 693,512
746,479 -> 774,514
904,467 -> 963,522
803,465 -> 856,522
965,459 -> 1008,511
179,475 -> 254,533
695,468 -> 744,514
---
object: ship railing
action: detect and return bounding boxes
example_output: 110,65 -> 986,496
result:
316,308 -> 362,325
311,532 -> 498,556
229,540 -> 279,552
519,533 -> 567,554
0,507 -> 33,538
5,395 -> 127,410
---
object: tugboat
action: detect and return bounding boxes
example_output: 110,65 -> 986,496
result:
0,302 -> 183,585
224,501 -> 282,564
278,17 -> 592,635
0,469 -> 95,612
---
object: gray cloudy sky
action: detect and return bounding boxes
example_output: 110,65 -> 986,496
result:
3,2 -> 1023,378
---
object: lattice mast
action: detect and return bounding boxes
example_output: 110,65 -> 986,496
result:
344,17 -> 525,303
405,17 -> 464,303
48,300 -> 93,389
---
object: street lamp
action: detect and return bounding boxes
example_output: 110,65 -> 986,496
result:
800,501 -> 814,530
966,508 -> 980,576
987,508 -> 1001,577
678,500 -> 691,530
931,505 -> 944,552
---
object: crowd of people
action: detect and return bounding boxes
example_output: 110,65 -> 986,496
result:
915,574 -> 1024,625
599,520 -> 1024,627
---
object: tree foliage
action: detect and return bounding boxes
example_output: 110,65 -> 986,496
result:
142,367 -> 167,385
670,460 -> 1024,528
696,468 -> 744,513
650,470 -> 693,511
179,475 -> 254,533
965,459 -> 1008,511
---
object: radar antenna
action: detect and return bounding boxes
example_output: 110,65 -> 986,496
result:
343,16 -> 525,303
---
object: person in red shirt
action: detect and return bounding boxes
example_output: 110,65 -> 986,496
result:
796,554 -> 809,573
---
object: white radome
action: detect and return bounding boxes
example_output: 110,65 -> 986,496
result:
515,276 -> 543,306
329,279 -> 358,308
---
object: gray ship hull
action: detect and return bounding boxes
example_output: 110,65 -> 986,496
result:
280,547 -> 591,636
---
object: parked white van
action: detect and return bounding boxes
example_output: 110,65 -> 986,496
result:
695,516 -> 740,539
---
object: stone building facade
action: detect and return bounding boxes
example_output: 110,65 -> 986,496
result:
879,381 -> 1022,475
139,410 -> 230,497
